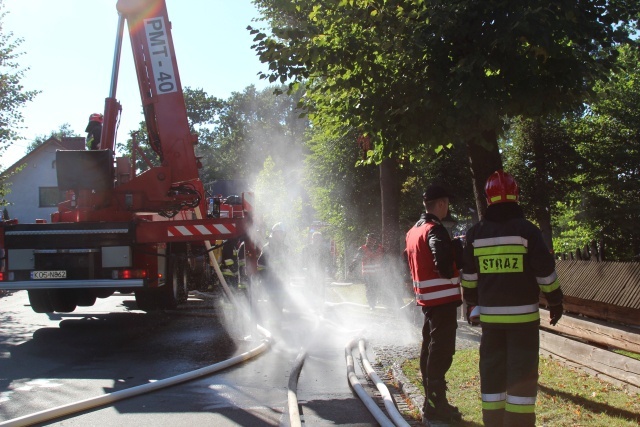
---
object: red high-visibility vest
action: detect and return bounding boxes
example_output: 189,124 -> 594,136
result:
406,221 -> 461,307
360,244 -> 383,276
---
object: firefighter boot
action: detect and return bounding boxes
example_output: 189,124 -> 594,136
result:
422,380 -> 462,426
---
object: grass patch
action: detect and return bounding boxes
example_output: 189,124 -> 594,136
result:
402,349 -> 640,426
613,349 -> 640,361
326,282 -> 414,307
325,282 -> 368,305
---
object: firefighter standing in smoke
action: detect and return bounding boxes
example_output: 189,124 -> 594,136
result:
349,233 -> 384,310
405,184 -> 463,425
461,170 -> 563,427
220,238 -> 246,290
257,222 -> 289,323
302,231 -> 333,303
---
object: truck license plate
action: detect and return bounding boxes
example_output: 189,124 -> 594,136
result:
31,270 -> 67,280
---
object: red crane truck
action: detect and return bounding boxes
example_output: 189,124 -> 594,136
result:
0,0 -> 256,313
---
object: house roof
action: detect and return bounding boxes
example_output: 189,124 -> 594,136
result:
1,137 -> 85,177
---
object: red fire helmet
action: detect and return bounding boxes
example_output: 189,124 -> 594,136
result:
485,170 -> 519,205
89,113 -> 103,124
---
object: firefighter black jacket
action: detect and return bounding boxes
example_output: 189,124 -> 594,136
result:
461,203 -> 563,328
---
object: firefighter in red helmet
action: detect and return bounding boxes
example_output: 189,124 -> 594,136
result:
461,170 -> 564,427
85,113 -> 103,150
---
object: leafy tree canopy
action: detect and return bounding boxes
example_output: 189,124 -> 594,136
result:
0,0 -> 39,202
118,87 -> 224,174
0,0 -> 39,161
560,44 -> 640,260
305,125 -> 381,249
251,0 -> 639,159
27,123 -> 79,153
198,84 -> 308,184
503,44 -> 640,260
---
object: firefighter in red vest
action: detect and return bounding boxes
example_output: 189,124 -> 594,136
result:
461,170 -> 563,427
405,184 -> 462,425
349,233 -> 384,310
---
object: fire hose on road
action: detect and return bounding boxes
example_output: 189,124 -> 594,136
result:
0,324 -> 271,427
0,266 -> 273,427
345,337 -> 411,427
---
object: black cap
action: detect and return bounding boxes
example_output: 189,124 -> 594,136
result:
423,184 -> 454,202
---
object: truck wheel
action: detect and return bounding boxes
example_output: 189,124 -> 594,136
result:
157,283 -> 178,310
28,290 -> 54,313
95,289 -> 114,299
134,289 -> 158,312
157,259 -> 181,310
76,290 -> 97,307
49,289 -> 77,313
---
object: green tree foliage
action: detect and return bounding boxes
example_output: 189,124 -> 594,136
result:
0,1 -> 39,201
200,84 -> 308,184
184,87 -> 223,129
502,116 -> 582,251
117,122 -> 160,173
503,45 -> 640,260
559,45 -> 640,260
250,0 -> 639,220
254,155 -> 305,252
117,87 -> 224,174
305,123 -> 475,271
305,125 -> 381,253
0,2 -> 39,157
400,143 -> 476,235
27,123 -> 79,153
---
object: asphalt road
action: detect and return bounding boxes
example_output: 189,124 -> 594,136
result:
0,287 -> 421,426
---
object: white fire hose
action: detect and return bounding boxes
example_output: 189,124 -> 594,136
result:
358,339 -> 411,427
0,325 -> 271,427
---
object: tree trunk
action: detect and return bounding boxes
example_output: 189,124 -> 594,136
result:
534,206 -> 553,252
380,157 -> 401,256
466,131 -> 503,220
531,119 -> 554,252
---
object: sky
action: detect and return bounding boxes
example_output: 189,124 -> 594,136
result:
2,0 -> 270,168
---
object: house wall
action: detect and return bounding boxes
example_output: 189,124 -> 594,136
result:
3,148 -> 61,223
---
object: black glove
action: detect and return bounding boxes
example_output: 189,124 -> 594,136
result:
549,304 -> 563,326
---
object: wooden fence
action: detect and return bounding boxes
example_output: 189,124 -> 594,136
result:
540,259 -> 640,327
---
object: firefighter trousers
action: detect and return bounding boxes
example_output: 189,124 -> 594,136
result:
480,325 -> 539,427
420,303 -> 458,409
363,274 -> 380,309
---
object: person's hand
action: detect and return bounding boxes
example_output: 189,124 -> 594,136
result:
465,304 -> 480,326
549,304 -> 563,326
